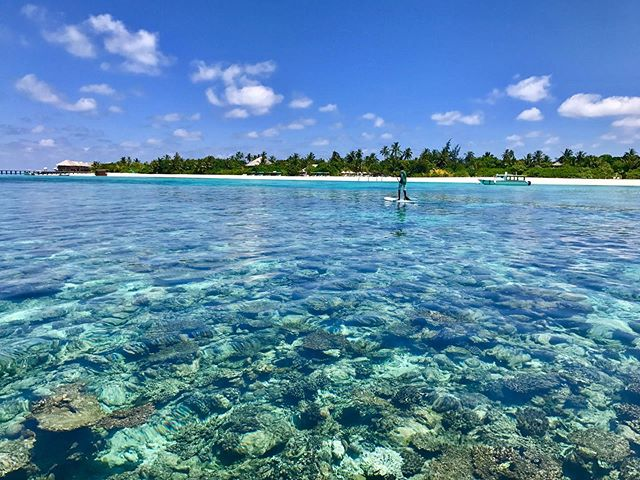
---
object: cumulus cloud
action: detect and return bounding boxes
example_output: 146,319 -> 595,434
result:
108,105 -> 123,113
362,112 -> 384,127
225,84 -> 283,115
311,138 -> 329,146
20,4 -> 46,21
16,74 -> 97,112
431,111 -> 482,126
43,25 -> 95,58
80,83 -> 115,95
193,60 -> 283,116
190,113 -> 201,121
380,132 -> 393,140
545,136 -> 560,145
319,103 -> 337,112
287,118 -> 316,130
31,125 -> 45,133
517,107 -> 543,121
158,113 -> 181,122
262,128 -> 279,137
558,93 -> 640,118
506,75 -> 551,102
88,14 -> 169,75
247,131 -> 259,139
612,117 -> 640,128
173,128 -> 201,140
38,138 -> 55,147
289,95 -> 313,109
225,108 -> 249,119
146,137 -> 162,145
506,134 -> 524,147
361,132 -> 374,140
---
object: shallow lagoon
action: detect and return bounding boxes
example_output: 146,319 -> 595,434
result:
1,176 -> 639,479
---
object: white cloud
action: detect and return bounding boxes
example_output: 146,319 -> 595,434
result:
332,122 -> 343,129
517,107 -> 543,121
247,131 -> 259,139
545,136 -> 560,145
88,14 -> 169,75
612,117 -> 640,128
146,137 -> 161,145
558,93 -> 640,118
193,60 -> 282,116
80,83 -> 115,95
262,128 -> 279,137
173,128 -> 201,140
289,95 -> 313,109
120,140 -> 140,148
362,112 -> 384,127
479,88 -> 504,105
190,113 -> 201,121
287,118 -> 316,130
190,60 -> 275,83
225,84 -> 283,115
601,133 -> 617,141
16,74 -> 97,112
39,138 -> 55,147
225,108 -> 249,119
31,125 -> 45,133
311,138 -> 329,146
159,113 -> 181,122
525,130 -> 543,138
108,105 -> 123,113
506,75 -> 551,102
21,4 -> 46,21
362,132 -> 374,140
43,25 -> 95,58
205,88 -> 223,106
380,132 -> 393,140
431,110 -> 483,126
506,134 -> 524,147
319,103 -> 337,112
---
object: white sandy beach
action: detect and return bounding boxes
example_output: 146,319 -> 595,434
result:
78,172 -> 640,187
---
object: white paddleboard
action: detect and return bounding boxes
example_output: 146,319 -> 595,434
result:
384,196 -> 416,203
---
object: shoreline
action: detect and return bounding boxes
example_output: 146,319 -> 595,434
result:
59,172 -> 640,187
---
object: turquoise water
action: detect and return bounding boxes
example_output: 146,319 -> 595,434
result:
1,176 -> 640,479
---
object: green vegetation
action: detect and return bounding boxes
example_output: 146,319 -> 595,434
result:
93,142 -> 640,179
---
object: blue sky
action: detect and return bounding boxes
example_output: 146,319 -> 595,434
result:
1,0 -> 640,169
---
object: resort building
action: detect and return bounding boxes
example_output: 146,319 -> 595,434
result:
56,160 -> 92,173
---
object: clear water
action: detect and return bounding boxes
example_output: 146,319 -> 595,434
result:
1,176 -> 639,479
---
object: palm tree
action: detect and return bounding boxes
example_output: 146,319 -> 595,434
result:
380,145 -> 390,160
401,148 -> 413,161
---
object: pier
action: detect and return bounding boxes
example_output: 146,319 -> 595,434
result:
0,170 -> 70,176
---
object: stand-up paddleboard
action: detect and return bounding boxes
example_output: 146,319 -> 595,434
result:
384,196 -> 416,204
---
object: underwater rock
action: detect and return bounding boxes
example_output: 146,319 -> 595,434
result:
501,373 -> 561,400
360,447 -> 404,479
615,403 -> 640,433
31,385 -> 105,431
98,383 -> 128,407
471,445 -> 562,480
281,372 -> 329,404
390,385 -> 431,409
300,330 -> 351,358
431,393 -> 462,413
621,457 -> 640,480
569,428 -> 631,469
410,434 -> 449,457
425,447 -> 473,480
441,408 -> 484,433
515,407 -> 549,437
96,403 -> 155,430
401,448 -> 426,478
623,376 -> 640,404
0,435 -> 35,477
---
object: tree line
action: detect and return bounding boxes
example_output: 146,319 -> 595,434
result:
93,141 -> 640,179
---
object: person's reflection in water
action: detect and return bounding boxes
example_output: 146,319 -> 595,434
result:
393,203 -> 407,236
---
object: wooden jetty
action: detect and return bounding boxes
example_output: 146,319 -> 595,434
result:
0,169 -> 70,176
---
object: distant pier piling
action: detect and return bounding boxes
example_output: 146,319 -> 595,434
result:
0,170 -> 70,176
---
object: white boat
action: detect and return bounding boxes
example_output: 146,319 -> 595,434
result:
480,172 -> 531,186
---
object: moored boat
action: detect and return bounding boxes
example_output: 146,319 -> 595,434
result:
480,172 -> 531,186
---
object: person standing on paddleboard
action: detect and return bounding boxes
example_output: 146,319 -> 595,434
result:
397,169 -> 411,201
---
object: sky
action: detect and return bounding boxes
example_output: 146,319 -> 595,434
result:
1,0 -> 640,169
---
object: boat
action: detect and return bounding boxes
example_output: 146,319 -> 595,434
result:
480,172 -> 531,186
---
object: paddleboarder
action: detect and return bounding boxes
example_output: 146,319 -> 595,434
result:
397,169 -> 411,201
